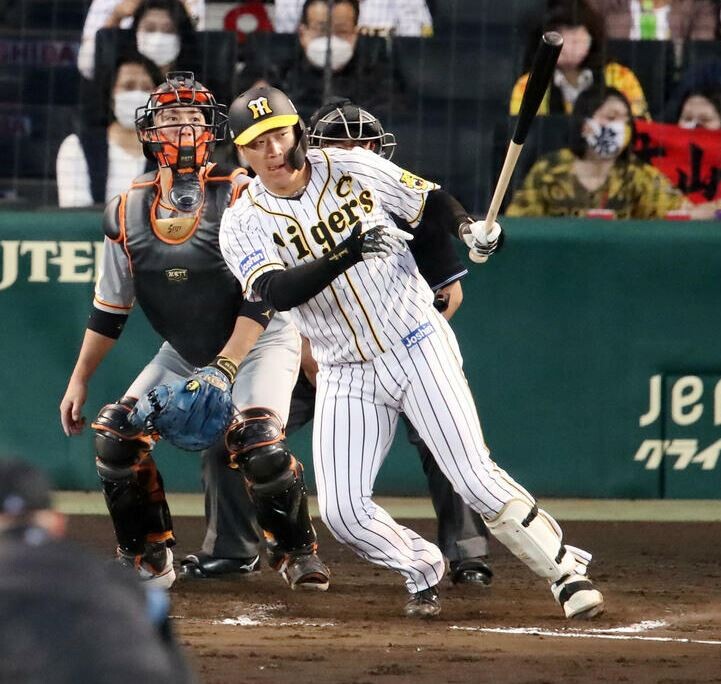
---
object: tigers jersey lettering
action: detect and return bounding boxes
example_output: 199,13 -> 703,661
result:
219,147 -> 439,365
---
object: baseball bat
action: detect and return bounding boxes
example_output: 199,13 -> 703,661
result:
469,31 -> 564,263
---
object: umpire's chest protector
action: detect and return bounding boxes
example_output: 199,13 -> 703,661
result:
115,166 -> 244,367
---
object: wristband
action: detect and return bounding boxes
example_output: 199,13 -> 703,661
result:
209,355 -> 238,383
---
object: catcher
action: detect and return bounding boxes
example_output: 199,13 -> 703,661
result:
59,71 -> 329,591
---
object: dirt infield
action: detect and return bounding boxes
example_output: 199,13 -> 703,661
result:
68,515 -> 721,683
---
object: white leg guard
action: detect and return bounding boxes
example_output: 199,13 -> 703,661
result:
486,499 -> 604,619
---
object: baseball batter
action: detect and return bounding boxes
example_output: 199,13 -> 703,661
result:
219,85 -> 605,619
60,73 -> 329,591
187,98 -> 494,585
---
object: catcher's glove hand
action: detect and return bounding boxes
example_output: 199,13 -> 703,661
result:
128,358 -> 237,451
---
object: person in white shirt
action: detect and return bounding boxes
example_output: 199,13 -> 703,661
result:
272,0 -> 433,36
77,0 -> 204,80
57,54 -> 162,207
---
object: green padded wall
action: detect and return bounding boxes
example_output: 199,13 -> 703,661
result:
1,211 -> 720,497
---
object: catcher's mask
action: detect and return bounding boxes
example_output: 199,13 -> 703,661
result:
308,98 -> 396,160
136,71 -> 228,172
229,85 -> 308,170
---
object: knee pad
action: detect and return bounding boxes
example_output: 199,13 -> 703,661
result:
226,407 -> 315,554
92,397 -> 173,553
485,499 -> 592,583
93,397 -> 149,481
227,407 -> 292,487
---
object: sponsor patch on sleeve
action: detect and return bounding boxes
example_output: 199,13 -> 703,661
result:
399,170 -> 432,192
239,249 -> 266,278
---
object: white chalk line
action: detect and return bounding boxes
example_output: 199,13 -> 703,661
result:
184,607 -> 721,646
450,620 -> 721,646
206,602 -> 336,628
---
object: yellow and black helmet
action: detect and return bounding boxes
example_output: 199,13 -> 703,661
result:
229,86 -> 308,169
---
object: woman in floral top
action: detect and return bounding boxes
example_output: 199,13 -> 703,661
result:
507,86 -> 684,219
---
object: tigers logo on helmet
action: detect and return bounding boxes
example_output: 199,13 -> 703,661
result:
247,97 -> 273,119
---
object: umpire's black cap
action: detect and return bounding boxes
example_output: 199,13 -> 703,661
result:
0,460 -> 52,516
230,86 -> 301,145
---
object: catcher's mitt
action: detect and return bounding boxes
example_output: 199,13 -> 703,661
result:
128,367 -> 234,451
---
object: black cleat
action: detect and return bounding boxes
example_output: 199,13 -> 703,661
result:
404,585 -> 441,618
280,552 -> 330,591
180,552 -> 260,579
449,558 -> 494,586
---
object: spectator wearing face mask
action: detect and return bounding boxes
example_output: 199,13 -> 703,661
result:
511,0 -> 649,118
676,90 -> 721,130
76,0 -> 204,80
506,85 -> 688,219
272,0 -> 434,36
260,0 -> 400,120
130,0 -> 197,75
57,54 -> 162,207
630,88 -> 721,217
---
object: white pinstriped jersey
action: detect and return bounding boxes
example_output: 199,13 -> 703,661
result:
219,147 -> 440,366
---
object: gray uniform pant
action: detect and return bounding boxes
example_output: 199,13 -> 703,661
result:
127,317 -> 300,560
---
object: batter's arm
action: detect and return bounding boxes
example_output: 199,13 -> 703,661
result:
253,224 -> 402,310
422,190 -> 473,238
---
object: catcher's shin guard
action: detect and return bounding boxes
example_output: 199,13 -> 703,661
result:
93,397 -> 174,554
226,407 -> 317,557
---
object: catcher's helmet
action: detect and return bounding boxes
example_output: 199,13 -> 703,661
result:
135,71 -> 228,170
308,98 -> 396,160
229,86 -> 308,170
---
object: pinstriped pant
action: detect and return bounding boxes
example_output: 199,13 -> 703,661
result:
313,307 -> 532,594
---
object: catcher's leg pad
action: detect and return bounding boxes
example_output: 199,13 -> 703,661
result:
227,407 -> 316,555
93,397 -> 174,554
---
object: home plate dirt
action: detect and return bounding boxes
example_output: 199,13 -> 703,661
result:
67,515 -> 721,683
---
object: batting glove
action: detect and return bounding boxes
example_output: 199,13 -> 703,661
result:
460,220 -> 504,263
346,224 -> 414,261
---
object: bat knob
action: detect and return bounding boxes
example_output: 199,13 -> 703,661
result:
468,250 -> 489,264
542,31 -> 564,47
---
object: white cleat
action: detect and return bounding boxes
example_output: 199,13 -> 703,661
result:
551,573 -> 604,619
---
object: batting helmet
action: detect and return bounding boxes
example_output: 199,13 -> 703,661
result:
135,71 -> 228,170
308,98 -> 396,160
229,86 -> 308,170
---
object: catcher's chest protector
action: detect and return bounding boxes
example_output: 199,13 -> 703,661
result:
122,170 -> 243,367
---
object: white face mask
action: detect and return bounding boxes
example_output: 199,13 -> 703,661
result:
678,119 -> 700,129
305,35 -> 354,71
136,31 -> 181,67
113,89 -> 151,129
583,119 -> 628,159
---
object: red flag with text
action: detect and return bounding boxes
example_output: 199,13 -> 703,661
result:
633,120 -> 721,204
